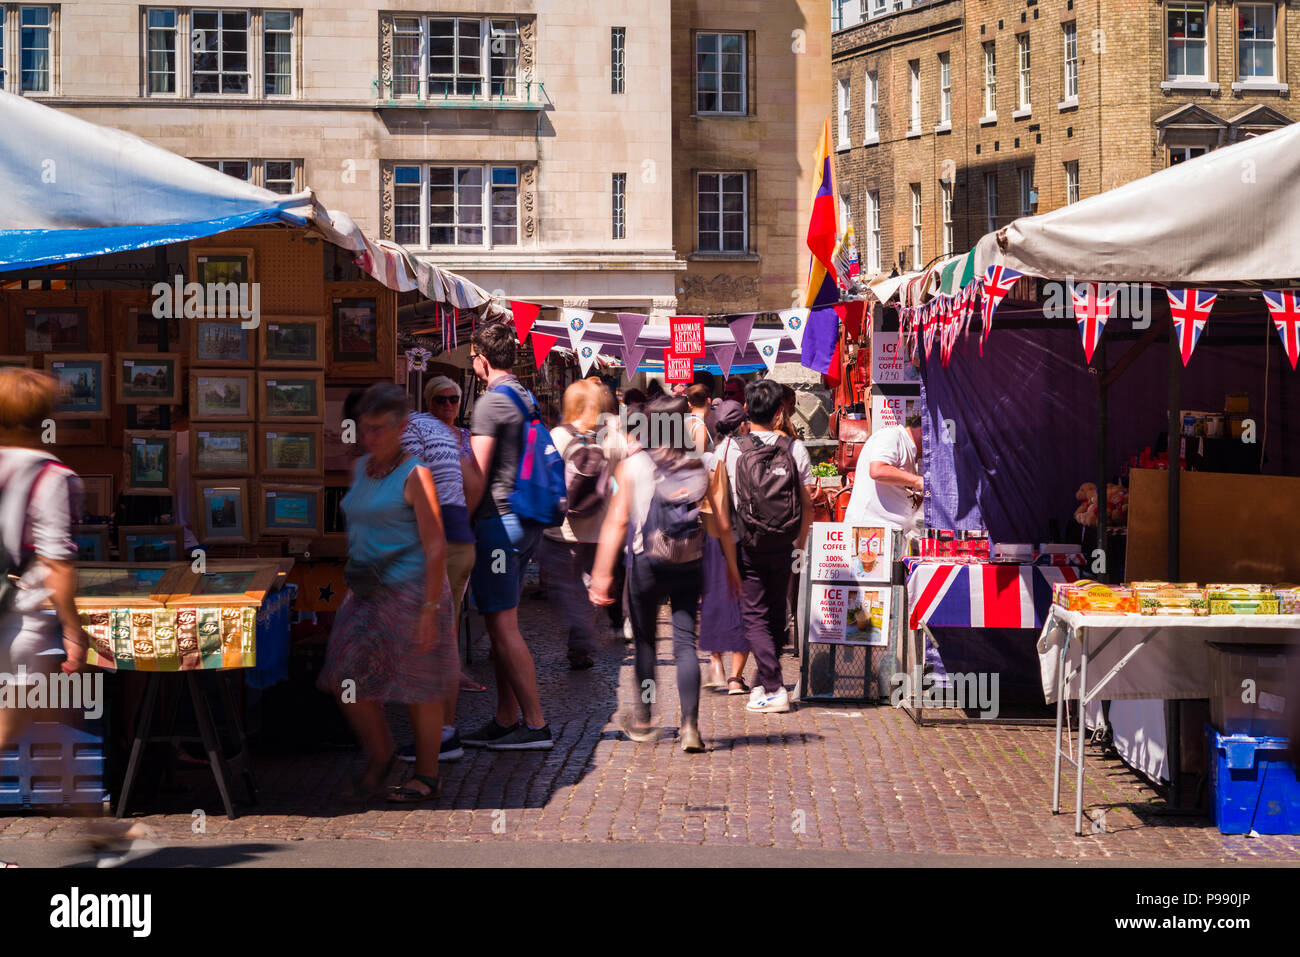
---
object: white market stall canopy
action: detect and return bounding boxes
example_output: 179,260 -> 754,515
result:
0,91 -> 500,316
974,122 -> 1300,285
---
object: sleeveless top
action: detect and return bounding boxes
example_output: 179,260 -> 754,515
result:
342,455 -> 425,586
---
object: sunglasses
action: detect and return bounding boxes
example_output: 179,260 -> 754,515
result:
431,395 -> 459,406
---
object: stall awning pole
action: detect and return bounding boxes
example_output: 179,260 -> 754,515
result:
1168,328 -> 1182,581
1095,339 -> 1108,584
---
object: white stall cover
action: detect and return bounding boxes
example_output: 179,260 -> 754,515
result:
974,122 -> 1300,285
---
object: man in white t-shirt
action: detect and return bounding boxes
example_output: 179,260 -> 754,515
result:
844,413 -> 924,536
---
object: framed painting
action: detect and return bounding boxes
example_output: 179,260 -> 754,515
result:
191,424 -> 255,477
71,526 -> 111,562
187,247 -> 255,290
79,474 -> 115,519
116,352 -> 183,405
189,369 -> 255,421
130,404 -> 166,428
118,525 -> 186,563
24,306 -> 91,353
190,318 -> 254,367
122,430 -> 177,496
43,353 -> 109,419
73,563 -> 186,610
256,483 -> 323,538
169,563 -> 278,605
194,479 -> 254,545
258,371 -> 324,423
123,306 -> 187,353
327,283 -> 395,378
260,316 -> 324,368
262,426 -> 323,476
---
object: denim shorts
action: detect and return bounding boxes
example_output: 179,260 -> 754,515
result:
470,512 -> 543,614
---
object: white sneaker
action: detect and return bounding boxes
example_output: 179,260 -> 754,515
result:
746,686 -> 791,713
748,685 -> 766,706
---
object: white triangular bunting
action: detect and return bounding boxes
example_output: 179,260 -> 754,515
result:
562,307 -> 594,350
777,308 -> 809,350
755,336 -> 780,373
577,339 -> 604,376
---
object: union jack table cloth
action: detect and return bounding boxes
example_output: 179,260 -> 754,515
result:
904,559 -> 1083,630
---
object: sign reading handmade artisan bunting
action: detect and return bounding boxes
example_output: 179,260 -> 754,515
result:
509,300 -> 541,342
670,315 -> 706,358
664,350 -> 694,382
980,265 -> 1023,355
1263,289 -> 1300,370
562,307 -> 593,350
577,339 -> 604,376
1071,281 -> 1117,363
1166,288 -> 1216,367
778,307 -> 809,350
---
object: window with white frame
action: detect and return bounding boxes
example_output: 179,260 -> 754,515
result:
264,160 -> 296,194
1169,146 -> 1208,165
1166,4 -> 1207,79
264,10 -> 293,96
1238,4 -> 1275,80
697,171 -> 748,253
196,158 -> 298,192
939,53 -> 951,124
384,16 -> 520,99
391,164 -> 520,247
1063,22 -> 1078,98
982,42 -> 997,117
146,9 -> 177,94
1019,166 -> 1034,216
838,77 -> 851,147
908,60 -> 920,132
866,189 -> 881,274
940,181 -> 953,254
145,8 -> 296,98
1016,34 -> 1030,109
612,172 -> 626,240
985,172 -> 998,233
864,69 -> 879,139
696,31 -> 746,114
612,27 -> 625,94
197,159 -> 252,181
872,0 -> 886,14
20,5 -> 53,93
192,9 -> 250,94
910,184 -> 922,268
1065,160 -> 1079,204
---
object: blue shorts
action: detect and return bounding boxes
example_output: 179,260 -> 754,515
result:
470,512 -> 543,614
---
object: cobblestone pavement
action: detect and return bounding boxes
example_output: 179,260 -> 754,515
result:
4,590 -> 1300,864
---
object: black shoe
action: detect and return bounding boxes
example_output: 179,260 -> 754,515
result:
461,719 -> 519,748
486,724 -> 554,751
399,731 -> 465,762
568,650 -> 595,670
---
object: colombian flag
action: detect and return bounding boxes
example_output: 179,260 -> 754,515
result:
800,118 -> 843,382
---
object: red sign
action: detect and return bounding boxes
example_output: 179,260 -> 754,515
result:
670,315 -> 706,358
664,351 -> 694,383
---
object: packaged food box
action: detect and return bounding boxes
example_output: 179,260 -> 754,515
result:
1130,581 -> 1199,590
1053,580 -> 1139,614
1210,598 -> 1280,615
1274,586 -> 1300,615
1207,584 -> 1270,600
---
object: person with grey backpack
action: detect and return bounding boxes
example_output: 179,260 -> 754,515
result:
588,396 -> 738,753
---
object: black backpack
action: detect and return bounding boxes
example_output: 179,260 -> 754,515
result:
641,459 -> 708,569
733,433 -> 802,552
0,457 -> 57,614
560,425 -> 610,520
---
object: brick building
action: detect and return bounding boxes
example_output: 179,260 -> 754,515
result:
832,0 -> 1299,279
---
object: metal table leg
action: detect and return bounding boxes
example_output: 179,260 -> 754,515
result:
115,673 -> 161,819
1051,632 -> 1068,814
185,672 -> 238,820
1074,639 -> 1089,836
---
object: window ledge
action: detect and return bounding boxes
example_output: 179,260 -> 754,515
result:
1057,97 -> 1079,112
979,112 -> 997,126
863,133 -> 880,146
933,121 -> 952,134
375,98 -> 544,110
906,128 -> 922,139
837,141 -> 852,152
1159,80 -> 1219,92
1012,106 -> 1032,119
1231,80 -> 1288,92
688,252 -> 761,262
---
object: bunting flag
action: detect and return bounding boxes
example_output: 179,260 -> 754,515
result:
835,299 -> 866,340
922,302 -> 937,360
980,265 -> 1023,355
509,300 -> 541,342
621,343 -> 647,375
728,312 -> 757,353
802,117 -> 841,309
615,311 -> 647,351
1166,288 -> 1217,367
1071,281 -> 1118,363
940,297 -> 959,366
562,307 -> 593,350
756,337 -> 781,373
577,340 -> 604,376
531,331 -> 559,369
713,342 -> 738,379
778,307 -> 809,350
1263,289 -> 1300,370
800,305 -> 841,380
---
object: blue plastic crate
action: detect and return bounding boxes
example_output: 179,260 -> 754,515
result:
1207,725 -> 1300,835
0,714 -> 110,809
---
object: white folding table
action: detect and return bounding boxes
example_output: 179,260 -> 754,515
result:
1038,606 -> 1300,835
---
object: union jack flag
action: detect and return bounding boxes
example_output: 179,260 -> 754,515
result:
905,561 -> 1082,629
1165,288 -> 1216,367
1263,289 -> 1300,371
980,266 -> 1023,356
1071,282 -> 1117,363
922,301 -> 937,359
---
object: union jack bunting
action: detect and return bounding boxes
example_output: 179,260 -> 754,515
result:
940,296 -> 960,365
922,301 -> 937,360
1165,288 -> 1217,367
980,266 -> 1023,355
1263,289 -> 1300,370
1071,281 -> 1117,363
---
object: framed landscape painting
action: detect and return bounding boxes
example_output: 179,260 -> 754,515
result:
116,352 -> 183,405
258,372 -> 324,423
43,354 -> 109,419
326,283 -> 395,378
262,426 -> 323,476
118,525 -> 185,563
260,316 -> 323,368
191,319 -> 254,366
122,430 -> 177,496
71,526 -> 111,562
25,306 -> 91,353
191,424 -> 255,477
190,370 -> 254,421
257,484 -> 323,538
188,247 -> 255,290
195,479 -> 253,545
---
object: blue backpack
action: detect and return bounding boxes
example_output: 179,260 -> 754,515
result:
494,384 -> 567,527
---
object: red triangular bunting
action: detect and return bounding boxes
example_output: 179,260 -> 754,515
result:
530,331 -> 559,369
510,300 -> 541,342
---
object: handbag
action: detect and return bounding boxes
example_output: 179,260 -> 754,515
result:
699,437 -> 733,539
808,477 -> 836,525
835,417 -> 872,476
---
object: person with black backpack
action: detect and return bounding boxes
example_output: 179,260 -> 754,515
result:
540,379 -> 623,670
718,379 -> 814,714
588,396 -> 738,753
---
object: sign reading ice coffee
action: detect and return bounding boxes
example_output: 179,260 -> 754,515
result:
808,522 -> 892,583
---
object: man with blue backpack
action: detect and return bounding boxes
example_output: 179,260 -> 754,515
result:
463,321 -> 564,751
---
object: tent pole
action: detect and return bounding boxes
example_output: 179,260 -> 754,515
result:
1095,339 -> 1108,584
1167,328 -> 1182,581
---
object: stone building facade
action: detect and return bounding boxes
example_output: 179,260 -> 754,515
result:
832,0 -> 1300,279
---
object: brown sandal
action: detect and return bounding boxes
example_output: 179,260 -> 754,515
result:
727,676 -> 750,695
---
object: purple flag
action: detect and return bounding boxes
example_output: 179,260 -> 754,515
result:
712,343 -> 738,379
800,306 -> 841,377
616,312 -> 647,351
728,312 -> 757,352
621,343 -> 646,377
